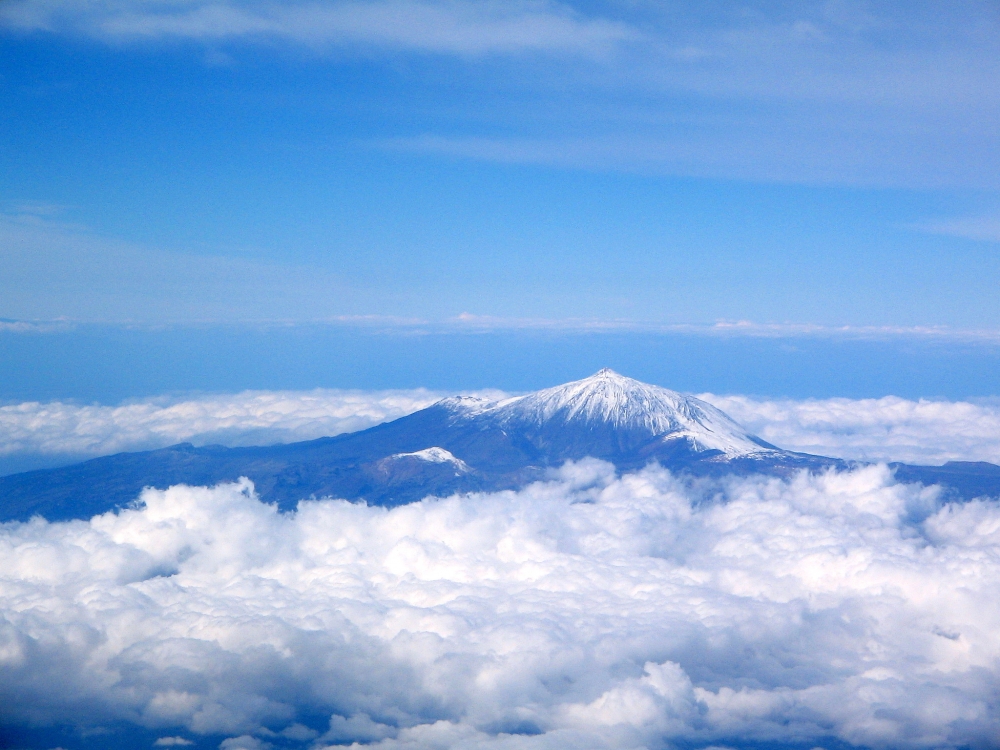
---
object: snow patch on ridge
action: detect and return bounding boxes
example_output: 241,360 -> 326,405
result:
390,447 -> 471,472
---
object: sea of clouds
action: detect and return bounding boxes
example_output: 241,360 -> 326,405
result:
3,390 -> 1000,475
3,461 -> 1000,749
0,389 -> 504,475
699,393 -> 1000,465
0,389 -> 447,458
5,387 -> 1000,747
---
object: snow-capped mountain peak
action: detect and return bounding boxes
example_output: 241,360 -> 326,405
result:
446,369 -> 775,458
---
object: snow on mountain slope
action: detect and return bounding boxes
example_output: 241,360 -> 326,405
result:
390,447 -> 471,472
445,369 -> 777,458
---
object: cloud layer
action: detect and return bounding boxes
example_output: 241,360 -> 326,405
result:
2,462 -> 1000,749
0,388 -> 499,470
701,393 -> 1000,465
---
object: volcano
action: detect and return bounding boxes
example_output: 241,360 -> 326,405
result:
2,370 -> 997,521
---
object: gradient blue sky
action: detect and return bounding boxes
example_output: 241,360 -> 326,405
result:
2,1 -> 1000,397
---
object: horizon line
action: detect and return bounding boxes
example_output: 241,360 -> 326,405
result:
5,315 -> 1000,344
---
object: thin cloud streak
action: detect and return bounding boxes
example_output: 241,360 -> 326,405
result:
0,212 -> 363,323
7,309 -> 1000,343
0,0 -> 635,55
446,314 -> 1000,344
916,214 -> 1000,243
382,126 -> 1000,190
0,318 -> 73,334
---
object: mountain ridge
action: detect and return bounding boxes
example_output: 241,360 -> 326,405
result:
1,370 -> 998,522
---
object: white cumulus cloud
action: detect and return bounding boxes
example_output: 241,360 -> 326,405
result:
701,393 -> 1000,465
2,462 -> 1000,748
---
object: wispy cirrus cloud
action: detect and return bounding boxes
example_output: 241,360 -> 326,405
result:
915,213 -> 1000,243
0,211 -> 363,323
4,3 -> 999,188
383,124 -> 1000,189
0,0 -> 635,55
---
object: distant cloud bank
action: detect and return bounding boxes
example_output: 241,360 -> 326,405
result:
0,389 -> 491,465
0,319 -> 70,333
3,388 -> 1000,472
700,393 -> 1000,465
2,463 -> 1000,748
448,313 -> 1000,343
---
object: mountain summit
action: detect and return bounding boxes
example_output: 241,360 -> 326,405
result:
445,369 -> 776,458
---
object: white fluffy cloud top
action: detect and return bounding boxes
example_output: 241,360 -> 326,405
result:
701,393 -> 1000,465
3,462 -> 1000,749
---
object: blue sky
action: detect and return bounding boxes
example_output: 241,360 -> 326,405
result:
2,0 -> 1000,396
